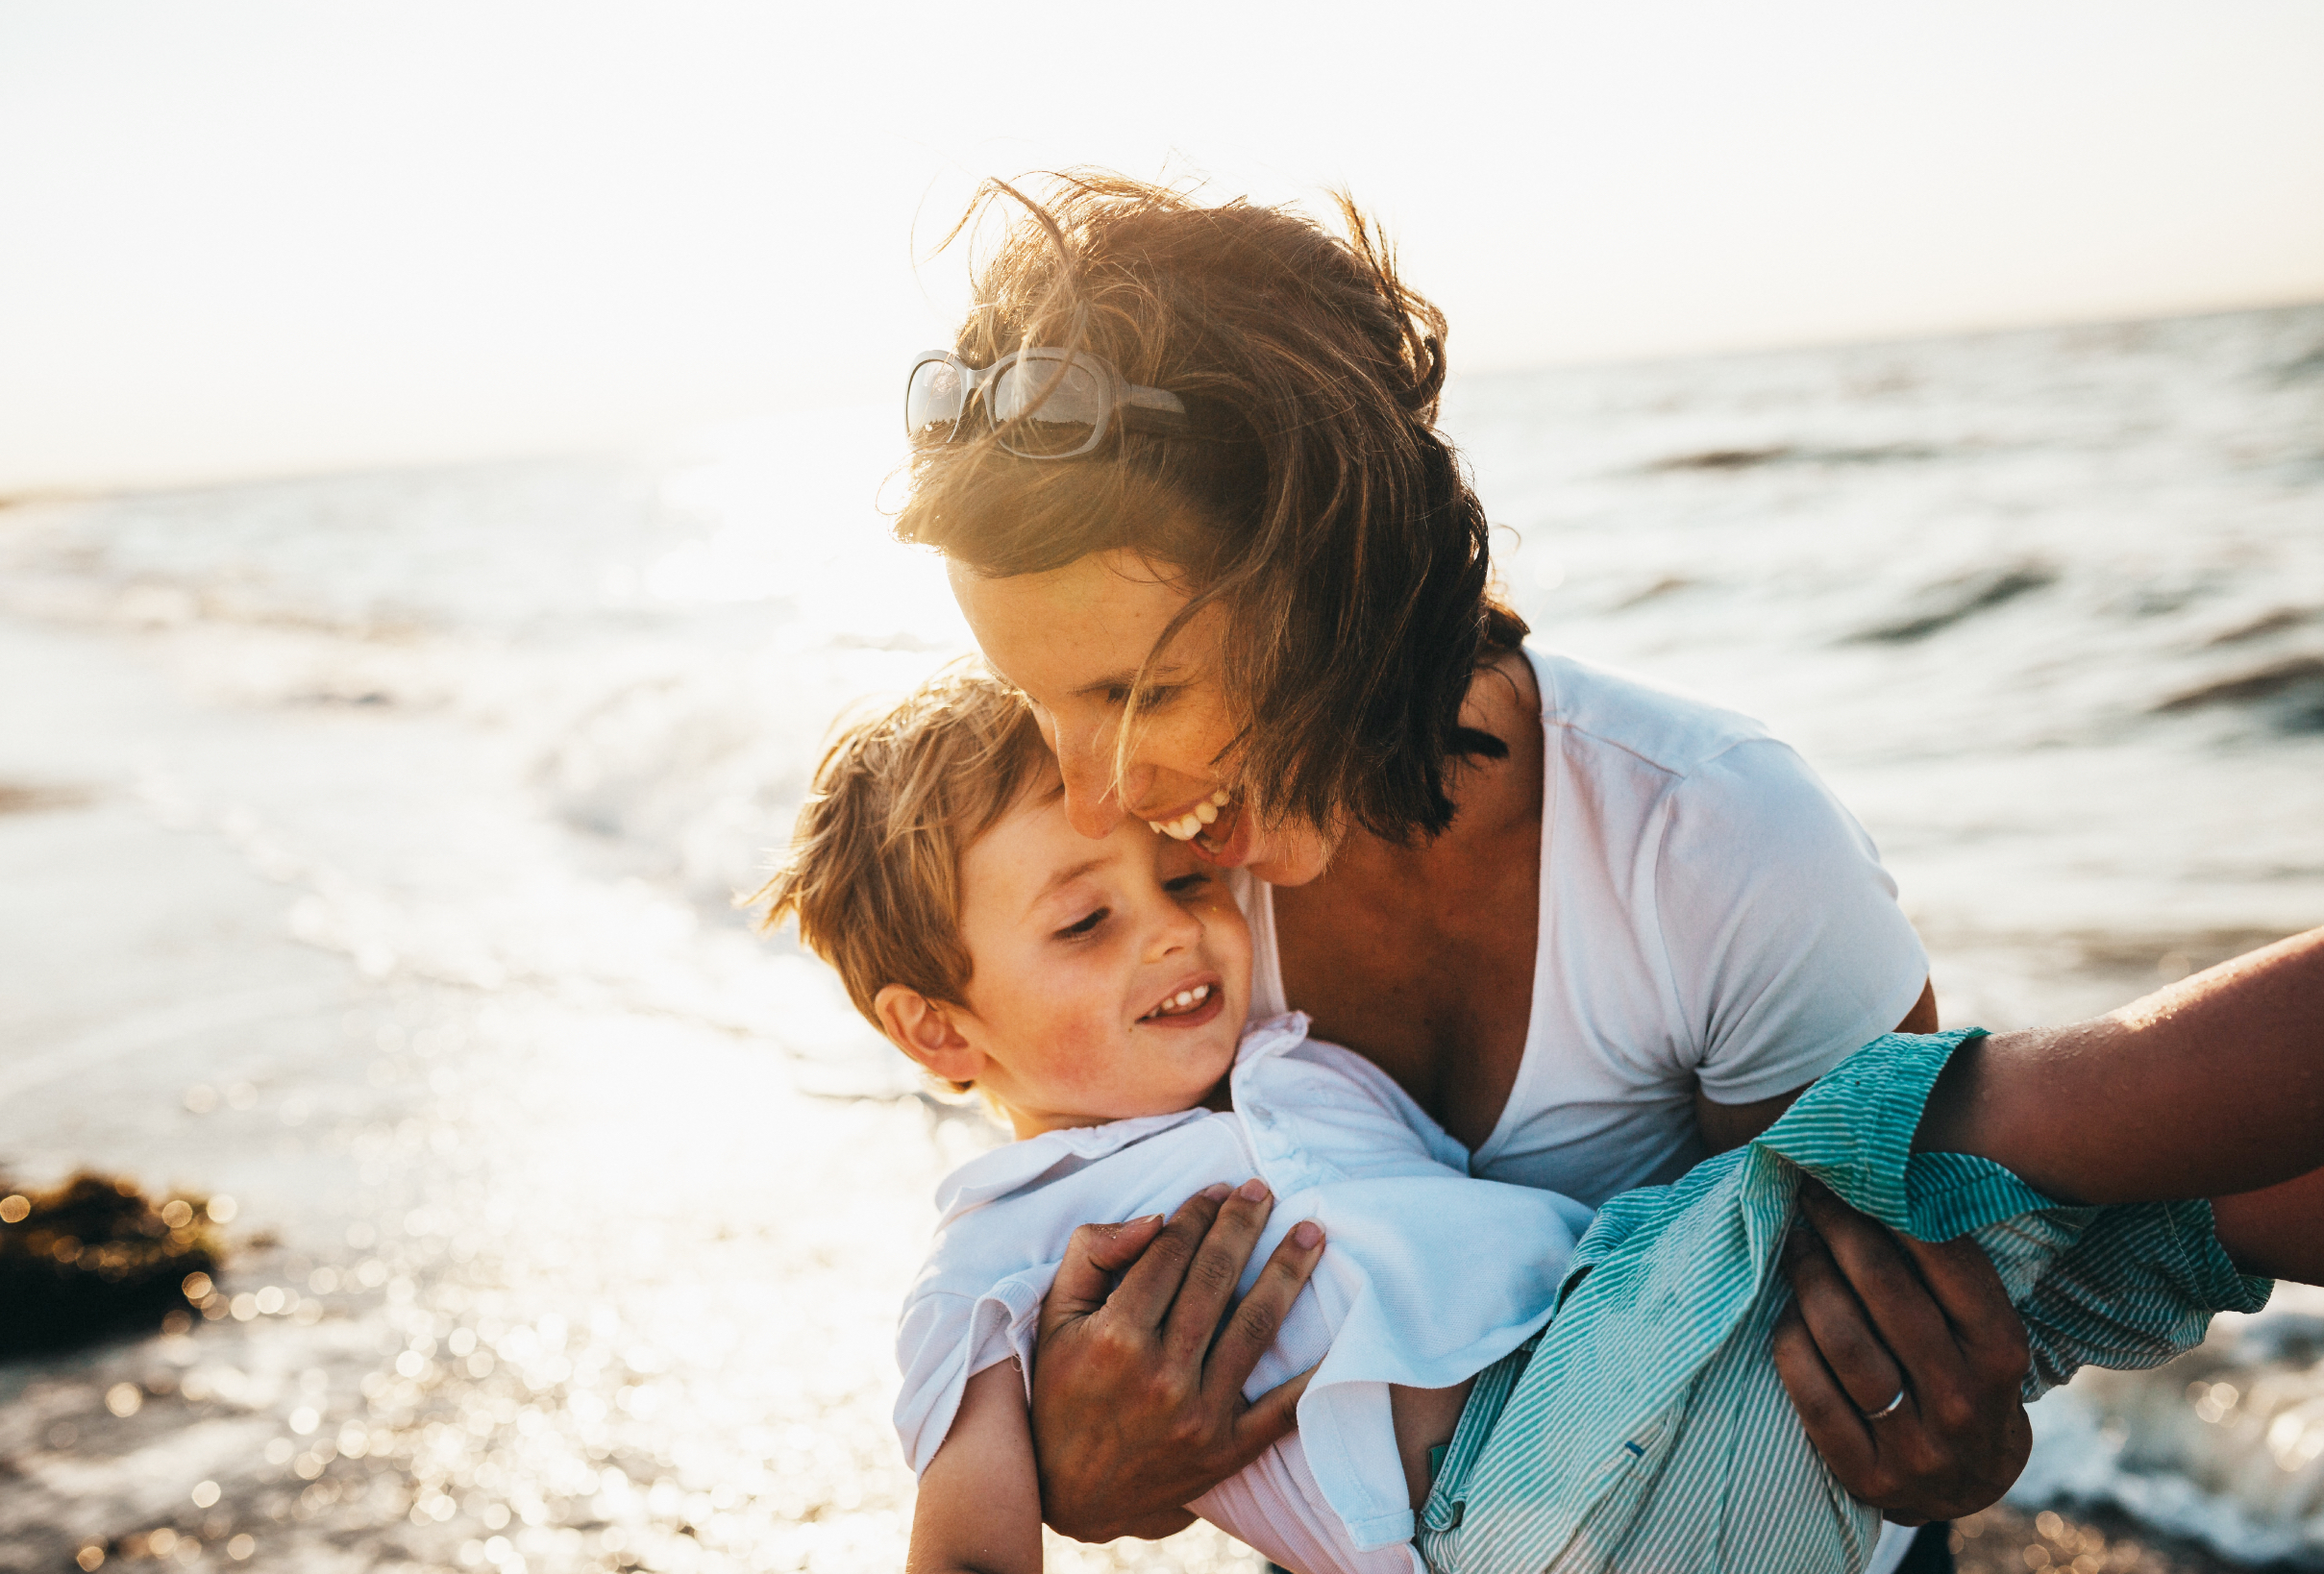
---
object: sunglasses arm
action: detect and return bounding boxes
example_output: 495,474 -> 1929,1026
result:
1119,383 -> 1200,439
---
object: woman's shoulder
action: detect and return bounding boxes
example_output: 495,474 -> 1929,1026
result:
1521,647 -> 1779,781
1520,647 -> 1883,897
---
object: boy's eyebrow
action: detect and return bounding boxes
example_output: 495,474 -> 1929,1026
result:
1028,856 -> 1112,913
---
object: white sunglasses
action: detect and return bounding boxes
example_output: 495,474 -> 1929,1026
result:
905,347 -> 1200,459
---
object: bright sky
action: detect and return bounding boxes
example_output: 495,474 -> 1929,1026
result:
2,0 -> 2320,492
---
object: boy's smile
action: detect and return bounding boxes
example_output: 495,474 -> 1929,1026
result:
877,764 -> 1252,1140
1137,979 -> 1223,1027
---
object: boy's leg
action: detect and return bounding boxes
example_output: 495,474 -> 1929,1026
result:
1893,1522 -> 1955,1573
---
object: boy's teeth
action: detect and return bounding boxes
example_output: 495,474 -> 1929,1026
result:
1147,982 -> 1211,1020
1210,789 -> 1232,807
1195,802 -> 1217,824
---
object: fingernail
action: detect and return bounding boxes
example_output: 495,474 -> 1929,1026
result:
1199,1183 -> 1232,1201
1130,1214 -> 1163,1229
1237,1177 -> 1271,1202
1291,1220 -> 1323,1249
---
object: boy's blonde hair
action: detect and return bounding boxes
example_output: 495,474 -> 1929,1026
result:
754,665 -> 1052,1043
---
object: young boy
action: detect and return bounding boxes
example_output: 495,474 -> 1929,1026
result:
758,668 -> 2322,1574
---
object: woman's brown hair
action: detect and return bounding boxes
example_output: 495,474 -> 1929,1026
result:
898,172 -> 1527,844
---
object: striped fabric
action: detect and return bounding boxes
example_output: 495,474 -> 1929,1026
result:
1416,1030 -> 2273,1574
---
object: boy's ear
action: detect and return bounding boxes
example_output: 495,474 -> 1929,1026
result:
875,985 -> 985,1083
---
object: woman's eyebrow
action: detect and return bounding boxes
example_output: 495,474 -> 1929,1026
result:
1072,663 -> 1186,699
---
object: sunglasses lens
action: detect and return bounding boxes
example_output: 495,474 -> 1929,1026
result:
989,357 -> 1108,456
905,358 -> 967,443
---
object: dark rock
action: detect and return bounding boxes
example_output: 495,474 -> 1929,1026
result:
0,1173 -> 226,1358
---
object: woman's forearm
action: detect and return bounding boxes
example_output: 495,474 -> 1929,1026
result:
1916,926 -> 2324,1207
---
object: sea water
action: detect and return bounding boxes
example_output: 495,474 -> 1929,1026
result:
2,302 -> 2320,1571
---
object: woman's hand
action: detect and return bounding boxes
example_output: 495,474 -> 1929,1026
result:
1030,1179 -> 1326,1542
1771,1180 -> 2032,1524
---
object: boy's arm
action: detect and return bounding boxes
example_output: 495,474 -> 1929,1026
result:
1915,925 -> 2324,1216
907,1361 -> 1048,1574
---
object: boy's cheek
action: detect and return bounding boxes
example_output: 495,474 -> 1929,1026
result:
1202,907 -> 1255,997
1026,1018 -> 1133,1093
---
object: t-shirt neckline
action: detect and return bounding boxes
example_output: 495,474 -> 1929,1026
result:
1244,644 -> 1561,1171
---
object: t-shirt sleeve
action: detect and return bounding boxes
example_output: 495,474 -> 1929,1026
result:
893,1274 -> 1051,1475
1654,737 -> 1930,1105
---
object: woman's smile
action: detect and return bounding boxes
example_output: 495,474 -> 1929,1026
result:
949,553 -> 1334,882
951,552 -> 1243,829
1191,799 -> 1259,867
1145,788 -> 1233,842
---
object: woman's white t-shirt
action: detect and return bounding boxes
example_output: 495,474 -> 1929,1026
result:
1236,647 -> 1931,1211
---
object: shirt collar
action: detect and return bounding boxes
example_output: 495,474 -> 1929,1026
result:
1233,1011 -> 1313,1070
934,1108 -> 1210,1224
932,1013 -> 1315,1224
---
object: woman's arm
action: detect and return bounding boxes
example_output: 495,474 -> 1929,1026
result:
908,1362 -> 1046,1574
1766,926 -> 2324,1515
1770,928 -> 2324,1519
1771,1188 -> 2035,1525
1914,925 -> 2324,1211
1725,976 -> 2035,1525
1029,1183 -> 1324,1542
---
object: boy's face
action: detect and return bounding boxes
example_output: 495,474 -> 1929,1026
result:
943,768 -> 1251,1137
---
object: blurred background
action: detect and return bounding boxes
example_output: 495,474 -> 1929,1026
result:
3,4 -> 2322,1572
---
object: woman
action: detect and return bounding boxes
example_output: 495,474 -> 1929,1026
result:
894,174 -> 2030,1571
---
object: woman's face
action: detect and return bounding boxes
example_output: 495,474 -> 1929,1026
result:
950,549 -> 1333,886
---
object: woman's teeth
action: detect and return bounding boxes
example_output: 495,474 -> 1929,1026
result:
1144,982 -> 1212,1020
1150,790 -> 1234,842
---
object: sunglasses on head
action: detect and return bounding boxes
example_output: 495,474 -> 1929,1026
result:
904,347 -> 1199,459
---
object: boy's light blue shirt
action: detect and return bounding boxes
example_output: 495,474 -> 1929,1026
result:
1418,1029 -> 2273,1574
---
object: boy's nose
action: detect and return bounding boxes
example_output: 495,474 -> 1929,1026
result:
1146,898 -> 1204,960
